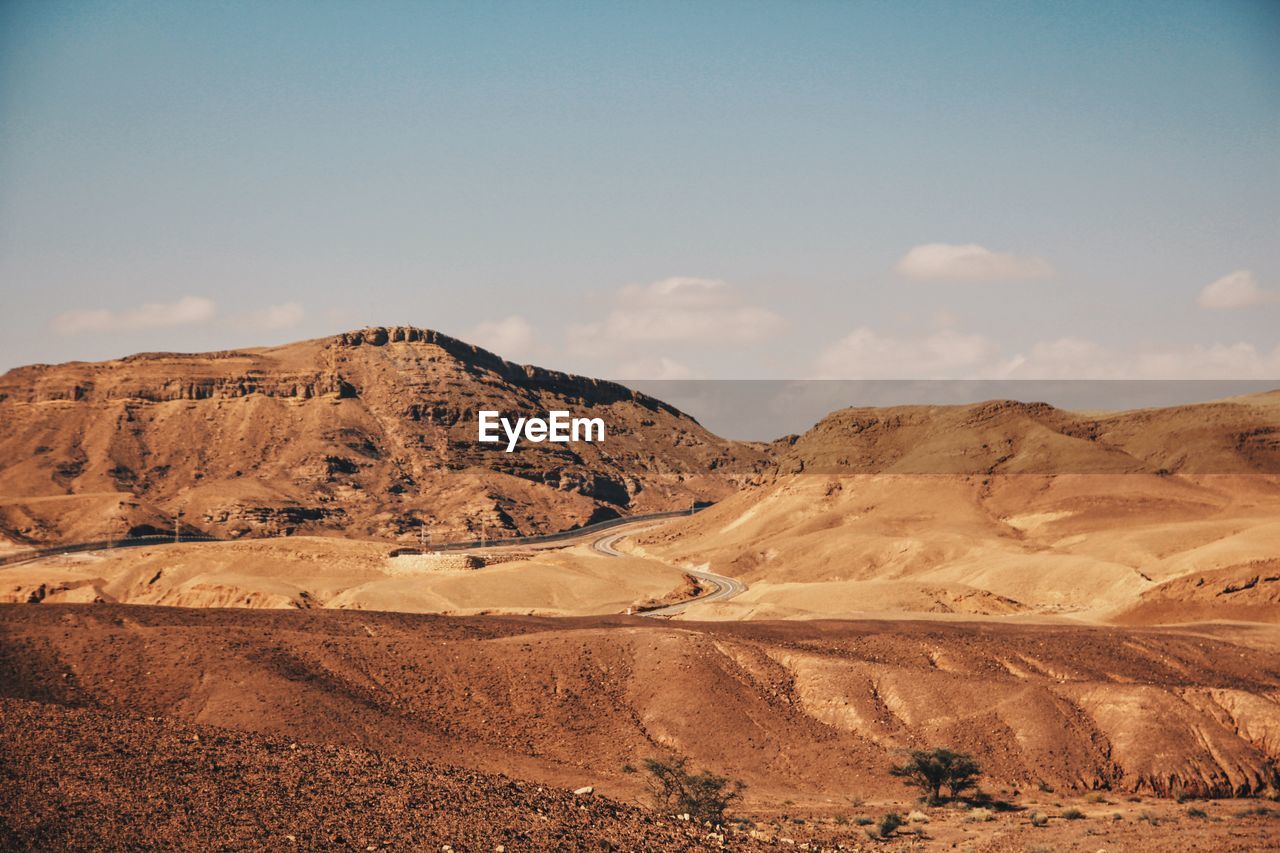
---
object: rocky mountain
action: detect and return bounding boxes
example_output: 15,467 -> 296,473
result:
0,326 -> 767,547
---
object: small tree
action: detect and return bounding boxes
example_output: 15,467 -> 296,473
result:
643,757 -> 745,823
890,748 -> 980,804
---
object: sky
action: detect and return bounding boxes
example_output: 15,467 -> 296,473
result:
1,0 -> 1278,380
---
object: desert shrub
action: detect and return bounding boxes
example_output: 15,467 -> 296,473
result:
1083,791 -> 1108,804
642,757 -> 745,823
1028,811 -> 1048,827
1187,807 -> 1208,819
876,812 -> 904,838
1236,805 -> 1276,818
1061,808 -> 1085,820
854,816 -> 873,826
889,748 -> 981,804
906,809 -> 930,823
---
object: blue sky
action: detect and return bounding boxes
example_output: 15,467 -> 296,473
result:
1,0 -> 1277,378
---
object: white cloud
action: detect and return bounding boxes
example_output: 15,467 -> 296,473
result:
468,315 -> 538,360
51,296 -> 216,335
612,355 -> 693,380
894,243 -> 1054,281
816,327 -> 1280,380
251,302 -> 305,331
1197,270 -> 1276,310
568,276 -> 783,355
815,326 -> 1004,379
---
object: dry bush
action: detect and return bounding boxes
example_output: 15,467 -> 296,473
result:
642,757 -> 745,823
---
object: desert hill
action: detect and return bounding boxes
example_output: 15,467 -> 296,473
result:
0,326 -> 766,547
2,605 -> 1277,806
635,394 -> 1280,623
776,393 -> 1280,475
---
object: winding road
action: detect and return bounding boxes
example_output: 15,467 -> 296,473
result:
4,510 -> 747,617
589,525 -> 747,617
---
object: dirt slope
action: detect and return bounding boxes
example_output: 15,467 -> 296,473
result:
634,472 -> 1280,621
0,535 -> 690,616
2,604 -> 1277,806
0,327 -> 766,547
632,393 -> 1280,623
1114,559 -> 1280,626
0,696 -> 735,851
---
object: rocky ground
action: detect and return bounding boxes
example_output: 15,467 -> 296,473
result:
1,603 -> 1278,849
0,697 -> 737,850
2,696 -> 1276,851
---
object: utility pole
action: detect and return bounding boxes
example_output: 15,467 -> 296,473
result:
174,510 -> 184,544
418,523 -> 431,553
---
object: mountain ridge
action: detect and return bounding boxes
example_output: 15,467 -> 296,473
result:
0,326 -> 765,547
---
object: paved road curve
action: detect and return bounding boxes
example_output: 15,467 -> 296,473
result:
589,525 -> 747,617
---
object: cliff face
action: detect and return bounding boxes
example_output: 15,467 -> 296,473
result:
0,327 -> 767,546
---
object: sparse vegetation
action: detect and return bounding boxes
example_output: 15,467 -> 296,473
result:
889,748 -> 981,804
1083,791 -> 1108,804
876,812 -> 904,838
1061,808 -> 1085,820
854,815 -> 873,826
1028,811 -> 1048,827
642,757 -> 745,823
1187,807 -> 1208,819
1236,805 -> 1276,818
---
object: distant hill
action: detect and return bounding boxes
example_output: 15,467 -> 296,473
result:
777,394 -> 1280,475
636,393 -> 1280,622
0,326 -> 767,546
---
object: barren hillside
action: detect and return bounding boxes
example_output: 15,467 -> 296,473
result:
0,327 -> 766,547
636,394 -> 1280,623
2,605 -> 1277,806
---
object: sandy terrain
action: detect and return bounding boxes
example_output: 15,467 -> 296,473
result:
633,473 -> 1280,623
0,535 -> 692,616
